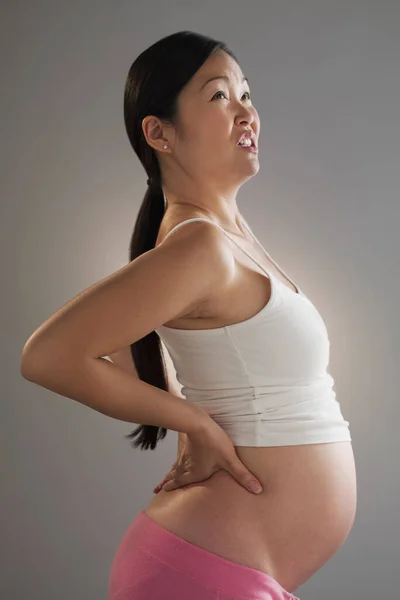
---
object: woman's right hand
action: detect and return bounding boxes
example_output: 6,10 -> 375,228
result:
153,418 -> 263,495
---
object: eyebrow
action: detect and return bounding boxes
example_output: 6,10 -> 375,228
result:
200,75 -> 249,91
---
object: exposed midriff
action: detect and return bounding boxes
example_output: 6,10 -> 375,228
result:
144,440 -> 357,593
145,211 -> 357,593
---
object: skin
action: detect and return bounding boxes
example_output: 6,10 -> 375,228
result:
21,48 -> 357,594
106,345 -> 186,459
141,48 -> 261,461
139,52 -> 357,593
142,49 -> 261,235
142,49 -> 260,478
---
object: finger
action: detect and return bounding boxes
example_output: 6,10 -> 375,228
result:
153,480 -> 166,493
155,468 -> 177,489
227,460 -> 263,494
162,470 -> 177,484
162,469 -> 195,492
161,479 -> 179,491
157,473 -> 172,487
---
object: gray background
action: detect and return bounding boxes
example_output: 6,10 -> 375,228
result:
3,1 -> 399,598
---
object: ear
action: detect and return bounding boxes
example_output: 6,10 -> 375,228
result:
142,115 -> 171,153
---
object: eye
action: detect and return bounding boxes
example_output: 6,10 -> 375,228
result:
212,90 -> 252,101
212,90 -> 227,100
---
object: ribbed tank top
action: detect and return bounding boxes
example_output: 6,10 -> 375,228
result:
155,217 -> 351,447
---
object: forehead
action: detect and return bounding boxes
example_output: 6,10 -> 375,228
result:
191,50 -> 246,90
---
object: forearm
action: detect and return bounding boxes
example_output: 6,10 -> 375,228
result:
22,355 -> 208,435
168,376 -> 188,455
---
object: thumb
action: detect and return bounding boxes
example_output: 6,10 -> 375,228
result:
227,459 -> 263,494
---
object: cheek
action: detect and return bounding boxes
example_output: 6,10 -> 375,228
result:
253,107 -> 261,128
183,118 -> 225,155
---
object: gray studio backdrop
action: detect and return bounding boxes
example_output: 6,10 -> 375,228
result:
3,2 -> 399,599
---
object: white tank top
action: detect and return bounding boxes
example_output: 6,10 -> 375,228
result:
155,217 -> 351,447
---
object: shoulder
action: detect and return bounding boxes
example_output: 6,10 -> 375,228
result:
153,214 -> 235,314
156,214 -> 232,266
157,213 -> 219,244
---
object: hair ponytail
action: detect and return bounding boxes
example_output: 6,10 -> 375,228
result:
125,182 -> 169,450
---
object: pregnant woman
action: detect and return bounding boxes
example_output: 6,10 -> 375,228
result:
21,31 -> 357,600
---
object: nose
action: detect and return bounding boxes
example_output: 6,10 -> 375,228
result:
235,105 -> 256,128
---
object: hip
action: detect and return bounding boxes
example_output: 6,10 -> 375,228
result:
144,441 -> 357,591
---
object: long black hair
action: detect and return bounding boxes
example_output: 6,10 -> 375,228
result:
123,30 -> 238,450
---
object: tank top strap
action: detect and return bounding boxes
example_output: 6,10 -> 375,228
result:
160,217 -> 275,282
240,216 -> 302,295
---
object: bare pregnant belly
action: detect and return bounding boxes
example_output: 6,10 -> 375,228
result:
144,441 -> 357,593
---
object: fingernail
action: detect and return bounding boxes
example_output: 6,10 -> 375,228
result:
250,482 -> 262,494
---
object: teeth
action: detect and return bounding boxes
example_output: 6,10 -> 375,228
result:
239,139 -> 252,146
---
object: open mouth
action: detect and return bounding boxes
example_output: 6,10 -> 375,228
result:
237,134 -> 257,149
237,141 -> 258,152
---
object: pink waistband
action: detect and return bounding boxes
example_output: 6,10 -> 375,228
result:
133,510 -> 299,599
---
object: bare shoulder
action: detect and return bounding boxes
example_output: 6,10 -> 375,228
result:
155,217 -> 235,311
157,213 -> 227,249
21,214 -> 235,370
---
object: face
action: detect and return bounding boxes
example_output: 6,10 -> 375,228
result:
168,50 -> 260,190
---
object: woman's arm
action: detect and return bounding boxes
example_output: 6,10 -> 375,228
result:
20,224 -> 226,436
106,344 -> 186,455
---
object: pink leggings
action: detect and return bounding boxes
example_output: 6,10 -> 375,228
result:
108,510 -> 300,600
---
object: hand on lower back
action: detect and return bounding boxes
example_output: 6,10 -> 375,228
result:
153,419 -> 263,495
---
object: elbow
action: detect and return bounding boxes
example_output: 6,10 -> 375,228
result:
20,341 -> 89,382
20,339 -> 54,381
20,350 -> 44,381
